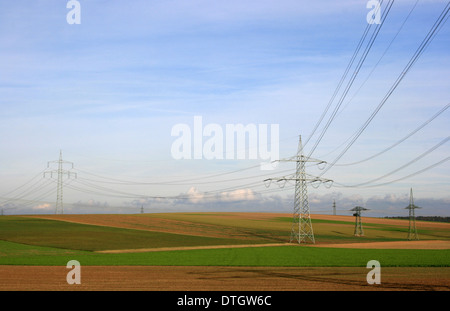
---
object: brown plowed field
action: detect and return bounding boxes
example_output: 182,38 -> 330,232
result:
1,266 -> 449,291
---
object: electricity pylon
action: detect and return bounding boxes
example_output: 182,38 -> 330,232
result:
405,188 -> 420,240
351,206 -> 369,237
44,150 -> 76,214
264,135 -> 332,244
333,199 -> 336,216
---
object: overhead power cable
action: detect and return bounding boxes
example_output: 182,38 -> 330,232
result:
335,156 -> 450,188
305,0 -> 394,158
335,0 -> 420,118
320,2 -> 450,177
336,136 -> 449,187
335,102 -> 450,166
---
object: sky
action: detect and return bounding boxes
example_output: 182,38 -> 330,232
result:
0,0 -> 449,217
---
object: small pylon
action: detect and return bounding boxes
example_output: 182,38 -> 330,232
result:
405,188 -> 420,240
350,206 -> 369,237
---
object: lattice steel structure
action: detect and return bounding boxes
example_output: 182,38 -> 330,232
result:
351,206 -> 369,237
405,188 -> 420,240
264,136 -> 332,244
44,151 -> 76,214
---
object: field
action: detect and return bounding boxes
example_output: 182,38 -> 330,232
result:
0,212 -> 449,291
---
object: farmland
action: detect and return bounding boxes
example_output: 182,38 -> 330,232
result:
0,212 -> 449,290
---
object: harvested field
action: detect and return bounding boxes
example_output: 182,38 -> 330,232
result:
1,265 -> 449,291
30,213 -> 288,241
30,212 -> 450,245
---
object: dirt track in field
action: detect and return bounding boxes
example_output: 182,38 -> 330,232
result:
1,266 -> 449,291
97,243 -> 290,254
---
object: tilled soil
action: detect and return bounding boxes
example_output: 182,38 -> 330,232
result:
1,266 -> 449,291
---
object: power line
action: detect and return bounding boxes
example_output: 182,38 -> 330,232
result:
334,156 -> 450,188
306,0 -> 394,158
334,102 -> 450,166
319,2 -> 450,177
334,0 -> 420,119
303,0 -> 385,150
0,170 -> 47,206
335,136 -> 449,187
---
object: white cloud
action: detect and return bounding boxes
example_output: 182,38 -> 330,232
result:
219,188 -> 257,202
185,187 -> 205,203
73,199 -> 109,208
179,187 -> 258,204
32,203 -> 52,211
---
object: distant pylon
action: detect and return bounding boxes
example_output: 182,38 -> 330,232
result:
44,150 -> 76,214
141,205 -> 144,214
333,199 -> 336,216
405,188 -> 420,240
264,135 -> 332,244
350,206 -> 369,237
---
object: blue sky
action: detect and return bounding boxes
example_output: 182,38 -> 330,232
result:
0,0 -> 449,216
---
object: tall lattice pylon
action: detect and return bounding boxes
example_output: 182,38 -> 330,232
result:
350,206 -> 369,237
291,136 -> 314,243
44,150 -> 76,214
264,135 -> 332,244
405,188 -> 420,240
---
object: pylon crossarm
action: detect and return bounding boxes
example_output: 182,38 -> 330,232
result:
280,155 -> 327,164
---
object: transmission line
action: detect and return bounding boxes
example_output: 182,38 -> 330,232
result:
335,102 -> 450,166
336,136 -> 449,187
335,0 -> 420,119
319,2 -> 450,177
335,156 -> 450,188
305,0 -> 394,157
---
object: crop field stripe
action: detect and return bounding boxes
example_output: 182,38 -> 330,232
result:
0,217 -> 266,251
1,243 -> 448,267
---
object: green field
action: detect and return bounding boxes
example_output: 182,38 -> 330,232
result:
0,213 -> 449,267
0,239 -> 448,267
